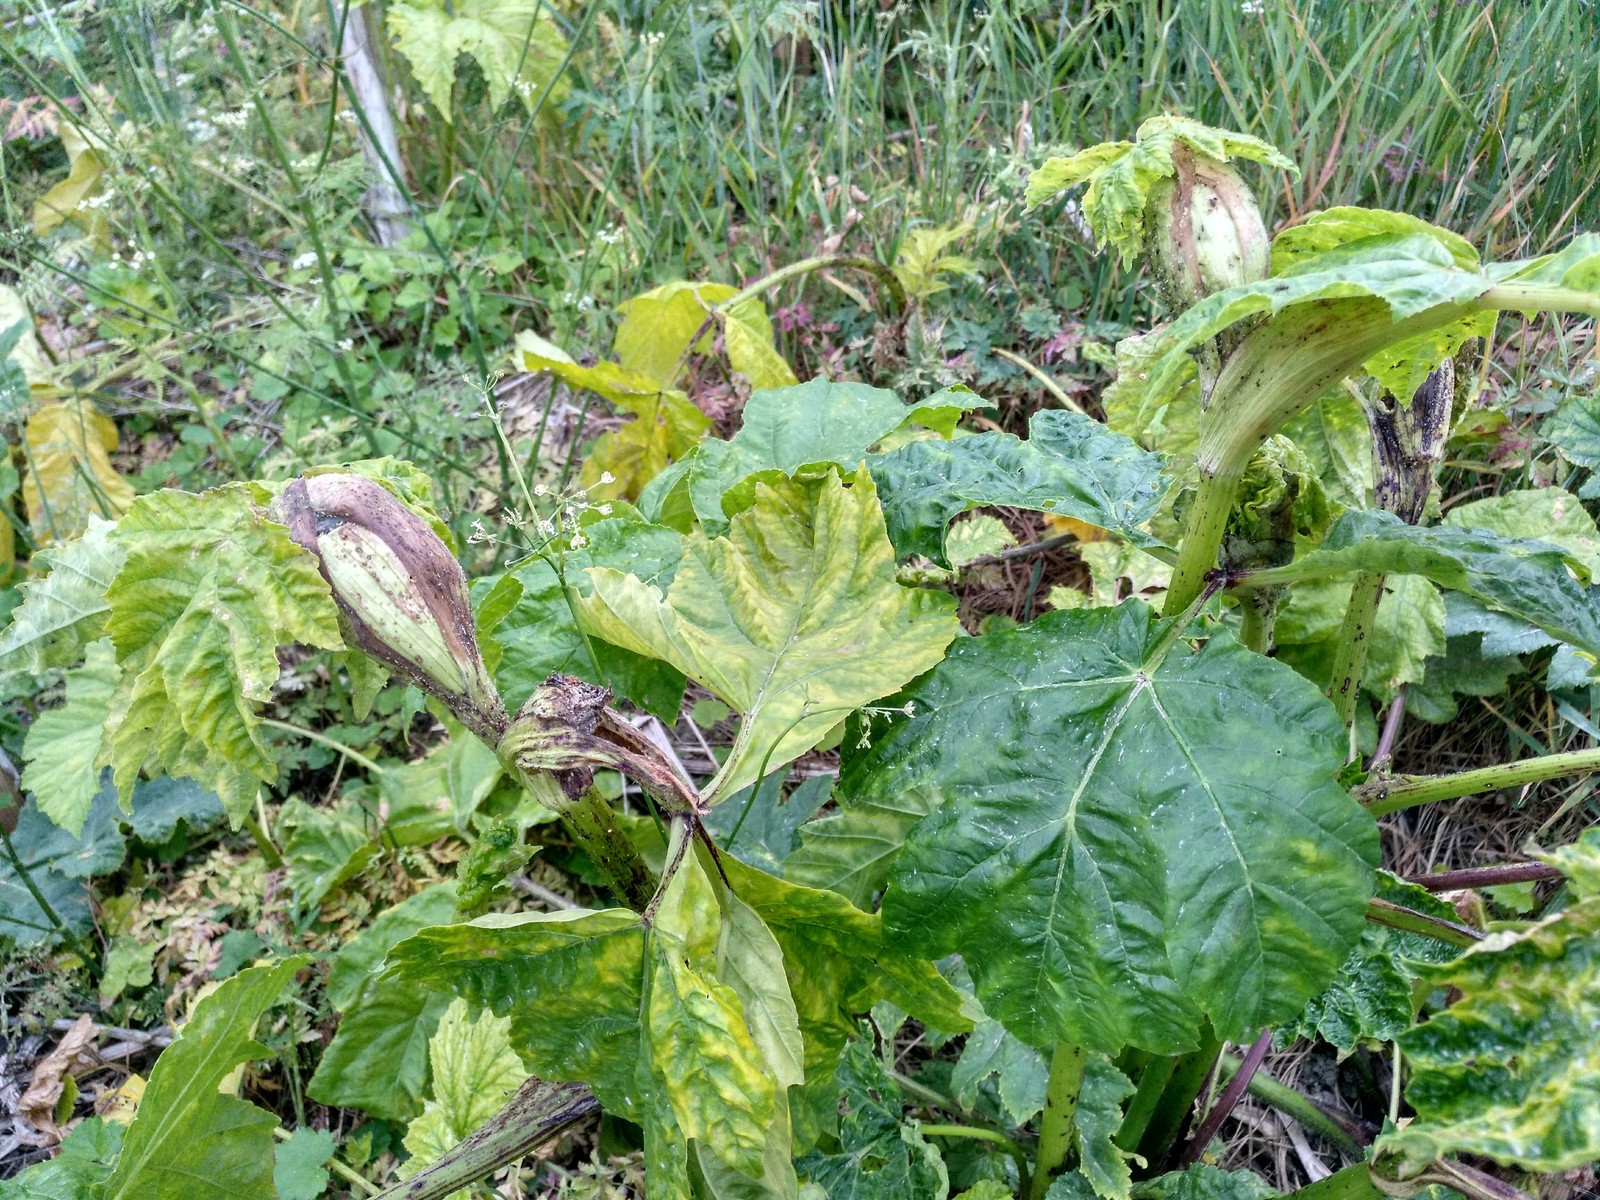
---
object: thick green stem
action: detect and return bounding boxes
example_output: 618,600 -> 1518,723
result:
1163,470 -> 1240,617
1237,587 -> 1278,654
1327,571 -> 1386,730
1291,1164 -> 1385,1200
1356,745 -> 1600,816
1215,1054 -> 1365,1156
719,253 -> 908,315
1137,1027 -> 1223,1168
1116,1055 -> 1177,1152
509,767 -> 655,912
1030,1042 -> 1088,1200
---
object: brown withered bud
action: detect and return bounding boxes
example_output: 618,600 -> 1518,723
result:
275,474 -> 507,742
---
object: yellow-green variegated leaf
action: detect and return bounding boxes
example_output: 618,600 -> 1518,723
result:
22,638 -> 120,836
386,0 -> 570,124
397,998 -> 527,1184
615,280 -> 795,391
34,124 -> 108,244
102,486 -> 343,821
1374,828 -> 1600,1178
0,515 -> 125,683
574,466 -> 960,805
23,399 -> 135,544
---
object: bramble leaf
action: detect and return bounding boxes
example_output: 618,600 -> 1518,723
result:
102,486 -> 343,821
386,0 -> 570,124
853,602 -> 1378,1053
1375,829 -> 1600,1177
868,409 -> 1170,565
397,999 -> 527,1184
102,957 -> 306,1200
574,466 -> 960,805
23,400 -> 134,545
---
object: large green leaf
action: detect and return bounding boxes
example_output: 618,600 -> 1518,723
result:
783,786 -> 938,908
1375,829 -> 1600,1176
103,486 -> 343,821
21,638 -> 120,835
474,516 -> 687,719
102,956 -> 306,1200
796,1030 -> 948,1200
1443,487 -> 1600,577
867,410 -> 1170,566
0,516 -> 124,688
309,884 -> 459,1122
387,0 -> 570,123
397,998 -> 528,1185
574,466 -> 959,805
852,602 -> 1378,1053
1250,509 -> 1600,663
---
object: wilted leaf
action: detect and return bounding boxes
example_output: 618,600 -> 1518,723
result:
854,602 -> 1377,1053
102,957 -> 306,1200
103,486 -> 342,821
387,0 -> 570,123
23,401 -> 134,544
574,466 -> 959,805
614,281 -> 792,391
1375,829 -> 1600,1176
868,409 -> 1170,565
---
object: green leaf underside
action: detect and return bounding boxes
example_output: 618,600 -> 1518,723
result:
309,885 -> 459,1122
868,410 -> 1170,565
474,516 -> 687,719
1376,830 -> 1600,1177
849,601 -> 1378,1053
1262,509 -> 1600,662
575,466 -> 959,805
103,957 -> 305,1200
103,486 -> 342,821
0,515 -> 124,683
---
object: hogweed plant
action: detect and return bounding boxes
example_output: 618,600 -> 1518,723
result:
5,117 -> 1600,1200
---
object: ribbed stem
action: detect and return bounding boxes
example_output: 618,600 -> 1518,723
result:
1327,571 -> 1386,730
508,767 -> 655,912
1356,745 -> 1600,816
1030,1042 -> 1088,1200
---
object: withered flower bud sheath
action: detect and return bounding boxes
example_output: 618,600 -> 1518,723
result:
1148,143 -> 1271,318
276,474 -> 507,742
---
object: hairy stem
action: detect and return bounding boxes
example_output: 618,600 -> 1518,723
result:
1164,470 -> 1240,617
1030,1041 -> 1088,1200
1356,745 -> 1600,816
1215,1054 -> 1366,1156
1327,571 -> 1386,731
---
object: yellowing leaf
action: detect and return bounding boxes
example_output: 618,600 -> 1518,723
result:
615,281 -> 796,390
893,221 -> 979,300
23,400 -> 135,544
22,637 -> 120,836
387,0 -> 570,125
102,486 -> 343,821
0,283 -> 49,388
721,298 -> 798,390
34,124 -> 108,243
575,466 -> 960,804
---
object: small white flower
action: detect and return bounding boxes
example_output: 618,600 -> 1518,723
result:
598,471 -> 615,485
537,519 -> 556,537
597,503 -> 613,515
291,251 -> 318,270
231,156 -> 253,174
533,483 -> 549,497
214,108 -> 249,128
569,533 -> 588,550
336,337 -> 354,352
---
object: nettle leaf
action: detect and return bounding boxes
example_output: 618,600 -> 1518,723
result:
796,1031 -> 948,1200
103,486 -> 343,821
397,998 -> 527,1184
474,515 -> 687,719
309,885 -> 459,1122
853,602 -> 1378,1053
1376,829 -> 1600,1177
0,515 -> 124,684
1280,873 -> 1461,1055
1025,115 -> 1296,262
1253,509 -> 1600,663
23,399 -> 134,545
574,466 -> 959,805
386,0 -> 570,124
102,957 -> 306,1200
22,638 -> 120,835
869,409 -> 1170,566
